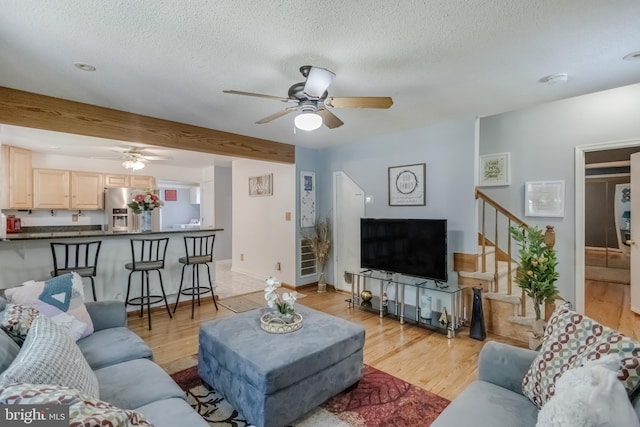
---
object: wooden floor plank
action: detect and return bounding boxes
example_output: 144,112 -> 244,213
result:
128,275 -> 640,401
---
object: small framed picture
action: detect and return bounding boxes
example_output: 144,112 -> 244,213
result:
388,163 -> 426,206
248,173 -> 273,197
525,180 -> 565,217
479,152 -> 511,186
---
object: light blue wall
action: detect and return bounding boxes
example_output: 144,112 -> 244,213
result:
160,188 -> 200,229
479,82 -> 640,302
317,116 -> 478,284
215,166 -> 232,260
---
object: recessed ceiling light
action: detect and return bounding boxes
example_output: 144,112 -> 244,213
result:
74,62 -> 96,72
540,73 -> 568,86
623,51 -> 640,61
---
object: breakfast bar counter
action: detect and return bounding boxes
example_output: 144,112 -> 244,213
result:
0,228 -> 223,304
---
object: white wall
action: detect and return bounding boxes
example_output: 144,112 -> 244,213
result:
232,159 -> 296,285
479,83 -> 640,305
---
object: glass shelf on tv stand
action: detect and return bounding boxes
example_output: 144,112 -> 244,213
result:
347,270 -> 462,337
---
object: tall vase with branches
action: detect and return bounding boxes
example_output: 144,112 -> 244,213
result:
303,218 -> 331,293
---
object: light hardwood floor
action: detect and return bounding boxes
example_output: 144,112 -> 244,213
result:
129,289 -> 523,401
585,279 -> 640,341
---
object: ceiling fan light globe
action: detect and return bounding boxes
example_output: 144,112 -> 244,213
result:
122,159 -> 145,171
303,67 -> 335,98
295,112 -> 323,131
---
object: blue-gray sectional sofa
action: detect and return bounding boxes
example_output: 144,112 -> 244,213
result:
0,299 -> 207,427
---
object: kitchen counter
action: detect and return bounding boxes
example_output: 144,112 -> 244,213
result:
0,228 -> 225,304
2,228 -> 223,241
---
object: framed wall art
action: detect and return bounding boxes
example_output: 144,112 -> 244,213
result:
479,152 -> 511,186
249,173 -> 273,197
525,180 -> 565,217
300,171 -> 316,228
388,163 -> 426,206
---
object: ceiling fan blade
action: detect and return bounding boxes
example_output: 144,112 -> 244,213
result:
223,90 -> 291,102
317,109 -> 344,129
326,97 -> 393,109
303,67 -> 335,98
255,109 -> 294,124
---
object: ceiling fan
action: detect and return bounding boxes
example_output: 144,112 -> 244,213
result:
94,148 -> 170,171
223,65 -> 393,131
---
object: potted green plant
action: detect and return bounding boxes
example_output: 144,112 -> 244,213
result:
302,218 -> 331,293
510,225 -> 559,346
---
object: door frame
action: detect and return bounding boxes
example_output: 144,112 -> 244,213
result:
332,171 -> 365,291
575,138 -> 640,313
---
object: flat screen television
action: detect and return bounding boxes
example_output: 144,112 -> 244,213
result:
360,218 -> 448,282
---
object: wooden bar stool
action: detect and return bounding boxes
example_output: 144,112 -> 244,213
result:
124,237 -> 172,330
173,234 -> 218,318
50,241 -> 102,301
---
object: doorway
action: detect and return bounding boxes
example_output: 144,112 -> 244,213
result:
332,172 -> 365,292
577,142 -> 640,335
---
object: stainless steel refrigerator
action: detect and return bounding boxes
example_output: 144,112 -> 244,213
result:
104,188 -> 155,232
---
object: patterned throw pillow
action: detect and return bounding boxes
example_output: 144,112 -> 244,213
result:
0,303 -> 40,345
0,316 -> 99,399
522,302 -> 640,408
0,383 -> 153,427
4,272 -> 93,340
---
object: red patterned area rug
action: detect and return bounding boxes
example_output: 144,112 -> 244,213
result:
168,357 -> 450,427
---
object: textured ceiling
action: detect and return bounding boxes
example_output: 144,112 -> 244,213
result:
1,0 -> 640,166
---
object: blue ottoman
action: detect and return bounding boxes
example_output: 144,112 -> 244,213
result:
198,305 -> 365,427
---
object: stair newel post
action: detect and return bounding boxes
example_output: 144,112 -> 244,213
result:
507,218 -> 512,295
481,199 -> 487,273
543,225 -> 556,320
544,225 -> 555,249
494,211 -> 499,292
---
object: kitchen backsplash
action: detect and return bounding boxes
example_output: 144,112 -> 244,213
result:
1,209 -> 104,227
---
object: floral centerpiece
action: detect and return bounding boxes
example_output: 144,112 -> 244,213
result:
127,188 -> 164,214
264,277 -> 298,316
261,277 -> 302,333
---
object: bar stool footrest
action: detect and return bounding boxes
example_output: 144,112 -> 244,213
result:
127,295 -> 166,306
179,286 -> 213,296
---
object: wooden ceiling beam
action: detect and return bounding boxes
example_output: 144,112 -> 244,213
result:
0,86 -> 295,164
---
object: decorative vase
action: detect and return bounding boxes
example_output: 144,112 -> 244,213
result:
419,293 -> 432,320
317,272 -> 327,293
140,210 -> 153,232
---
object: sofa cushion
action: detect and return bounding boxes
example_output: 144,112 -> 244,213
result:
0,303 -> 39,345
0,316 -> 99,398
77,327 -> 153,370
0,382 -> 153,426
95,358 -> 185,410
0,329 -> 20,374
431,380 -> 538,427
136,397 -> 210,427
537,355 -> 640,427
523,302 -> 640,408
4,273 -> 93,339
